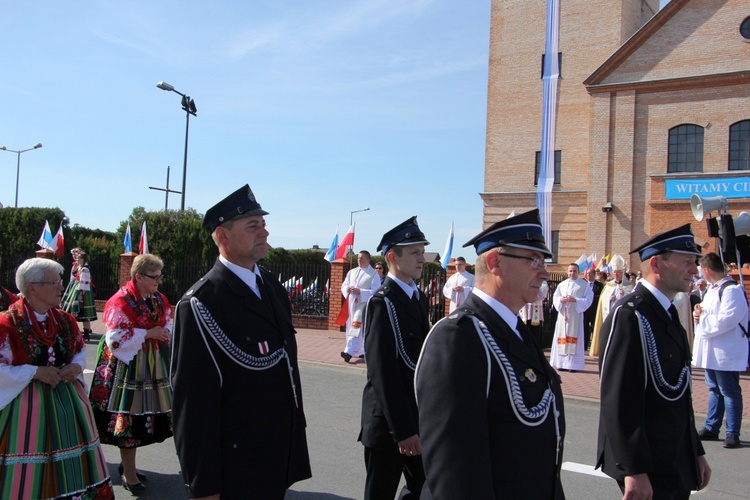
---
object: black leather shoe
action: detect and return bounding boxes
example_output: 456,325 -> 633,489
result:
724,434 -> 741,448
122,481 -> 146,494
697,428 -> 720,441
340,351 -> 352,363
118,463 -> 148,481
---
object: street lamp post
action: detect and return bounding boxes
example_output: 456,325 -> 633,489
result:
346,207 -> 370,260
0,143 -> 42,208
156,81 -> 196,211
350,207 -> 370,226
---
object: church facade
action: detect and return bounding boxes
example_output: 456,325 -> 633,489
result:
483,0 -> 750,270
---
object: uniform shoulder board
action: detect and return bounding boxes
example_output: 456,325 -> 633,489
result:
182,275 -> 209,298
375,285 -> 390,297
446,307 -> 474,322
618,293 -> 643,311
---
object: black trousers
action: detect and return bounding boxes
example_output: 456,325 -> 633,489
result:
364,445 -> 424,500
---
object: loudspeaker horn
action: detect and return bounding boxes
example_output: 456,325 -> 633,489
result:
734,211 -> 750,237
690,194 -> 728,221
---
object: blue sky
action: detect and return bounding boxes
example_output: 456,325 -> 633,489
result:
0,0 -> 491,259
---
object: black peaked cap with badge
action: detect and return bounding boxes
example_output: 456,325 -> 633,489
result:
377,216 -> 430,255
630,223 -> 702,261
463,208 -> 552,258
203,184 -> 269,232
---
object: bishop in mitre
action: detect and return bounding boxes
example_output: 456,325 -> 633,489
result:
589,254 -> 634,357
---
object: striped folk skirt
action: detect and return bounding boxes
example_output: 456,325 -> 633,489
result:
89,340 -> 173,448
76,289 -> 97,322
60,281 -> 79,316
0,379 -> 113,499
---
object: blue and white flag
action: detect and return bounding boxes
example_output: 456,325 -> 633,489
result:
575,253 -> 588,271
324,225 -> 339,263
440,221 -> 454,270
124,223 -> 132,253
536,0 -> 561,247
36,220 -> 54,250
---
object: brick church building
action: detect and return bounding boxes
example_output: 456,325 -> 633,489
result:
482,0 -> 750,270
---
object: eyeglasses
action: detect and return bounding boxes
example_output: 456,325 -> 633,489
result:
498,252 -> 547,270
141,274 -> 164,282
32,279 -> 64,287
375,267 -> 383,270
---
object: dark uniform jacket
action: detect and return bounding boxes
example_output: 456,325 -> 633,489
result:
171,260 -> 311,499
359,277 -> 428,449
597,283 -> 704,491
416,294 -> 566,499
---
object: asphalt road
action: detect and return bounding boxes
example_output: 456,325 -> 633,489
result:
82,344 -> 749,499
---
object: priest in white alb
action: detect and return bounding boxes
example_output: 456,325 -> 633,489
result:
442,257 -> 476,312
339,250 -> 380,363
550,262 -> 593,371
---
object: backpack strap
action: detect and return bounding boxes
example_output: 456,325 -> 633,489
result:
715,278 -> 750,338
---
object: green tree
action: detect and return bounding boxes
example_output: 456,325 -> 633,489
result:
114,208 -> 217,301
262,248 -> 327,267
0,207 -> 68,257
117,207 -> 217,264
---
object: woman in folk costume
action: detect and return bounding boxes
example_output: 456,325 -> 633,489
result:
589,254 -> 634,357
89,254 -> 173,494
75,252 -> 97,340
520,280 -> 548,346
0,258 -> 112,499
60,248 -> 81,317
550,263 -> 594,371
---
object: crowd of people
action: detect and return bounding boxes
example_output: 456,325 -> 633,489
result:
0,185 -> 747,498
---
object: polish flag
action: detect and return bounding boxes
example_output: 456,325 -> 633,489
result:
139,222 -> 149,254
53,223 -> 65,260
335,223 -> 355,260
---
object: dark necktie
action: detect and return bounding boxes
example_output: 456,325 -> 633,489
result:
253,277 -> 263,300
516,316 -> 530,345
412,292 -> 421,309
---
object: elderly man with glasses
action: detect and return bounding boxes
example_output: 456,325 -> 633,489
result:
416,209 -> 565,498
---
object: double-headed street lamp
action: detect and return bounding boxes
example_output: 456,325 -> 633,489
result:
156,81 -> 196,211
0,143 -> 42,208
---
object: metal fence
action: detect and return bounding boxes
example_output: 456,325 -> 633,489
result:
263,263 -> 331,317
417,266 -> 448,325
0,253 -> 36,290
87,255 -> 120,301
